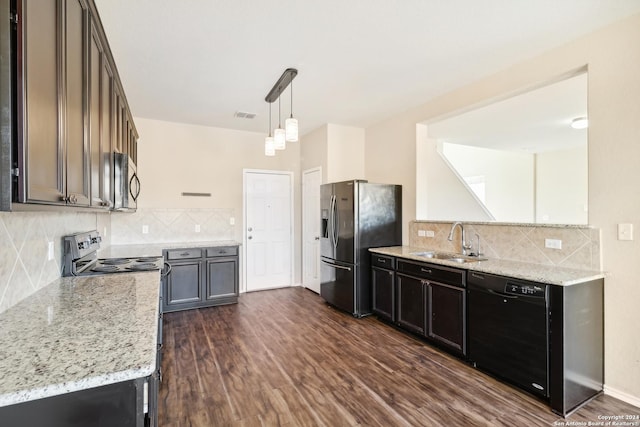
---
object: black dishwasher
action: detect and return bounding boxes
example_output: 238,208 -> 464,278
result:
468,272 -> 549,398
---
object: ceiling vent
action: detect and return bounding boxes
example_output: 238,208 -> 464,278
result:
234,111 -> 256,119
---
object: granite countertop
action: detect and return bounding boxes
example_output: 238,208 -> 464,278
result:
99,240 -> 241,258
0,271 -> 160,408
370,246 -> 605,286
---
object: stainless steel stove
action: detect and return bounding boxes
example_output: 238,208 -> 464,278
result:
63,231 -> 163,276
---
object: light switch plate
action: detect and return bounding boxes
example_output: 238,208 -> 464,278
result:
618,223 -> 633,241
47,241 -> 55,261
425,230 -> 435,237
142,225 -> 149,234
230,217 -> 235,225
418,230 -> 426,237
195,224 -> 201,233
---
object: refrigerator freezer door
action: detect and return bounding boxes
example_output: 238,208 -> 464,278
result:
334,181 -> 355,264
320,258 -> 356,315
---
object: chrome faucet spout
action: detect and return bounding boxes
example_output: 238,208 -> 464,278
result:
448,222 -> 471,255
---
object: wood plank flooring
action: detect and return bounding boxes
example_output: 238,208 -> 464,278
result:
158,287 -> 639,426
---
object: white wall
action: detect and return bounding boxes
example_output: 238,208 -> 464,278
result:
327,124 -> 365,182
536,146 -> 588,224
440,143 -> 534,222
132,118 -> 302,284
365,13 -> 640,404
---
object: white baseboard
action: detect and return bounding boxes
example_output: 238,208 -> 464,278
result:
604,385 -> 640,408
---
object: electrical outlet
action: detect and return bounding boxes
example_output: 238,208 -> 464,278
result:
425,230 -> 435,237
230,217 -> 235,225
545,238 -> 562,250
142,225 -> 149,234
418,230 -> 426,237
195,224 -> 201,233
47,241 -> 55,261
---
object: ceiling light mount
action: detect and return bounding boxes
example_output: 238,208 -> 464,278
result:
265,68 -> 298,103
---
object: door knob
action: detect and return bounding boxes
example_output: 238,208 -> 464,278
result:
315,237 -> 320,240
248,227 -> 253,232
248,236 -> 253,240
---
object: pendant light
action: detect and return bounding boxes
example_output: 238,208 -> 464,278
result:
264,68 -> 298,156
285,79 -> 298,142
265,102 -> 275,156
274,97 -> 286,150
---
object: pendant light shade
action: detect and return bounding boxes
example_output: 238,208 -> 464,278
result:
285,79 -> 298,142
274,96 -> 286,149
274,128 -> 286,150
265,136 -> 275,156
265,100 -> 275,156
285,117 -> 298,142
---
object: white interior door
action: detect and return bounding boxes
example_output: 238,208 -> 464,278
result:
244,170 -> 293,292
302,167 -> 321,293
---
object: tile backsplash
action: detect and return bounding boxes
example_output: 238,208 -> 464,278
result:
409,221 -> 601,271
110,208 -> 236,245
0,211 -> 106,314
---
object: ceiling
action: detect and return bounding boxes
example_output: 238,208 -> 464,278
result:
427,73 -> 587,153
93,0 -> 640,137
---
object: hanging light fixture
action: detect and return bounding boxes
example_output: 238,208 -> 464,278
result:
264,68 -> 298,155
274,96 -> 286,150
265,102 -> 275,156
285,79 -> 298,142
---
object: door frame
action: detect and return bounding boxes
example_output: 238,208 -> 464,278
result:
302,166 -> 322,293
242,169 -> 295,293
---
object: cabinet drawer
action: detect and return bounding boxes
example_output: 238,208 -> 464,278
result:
166,249 -> 202,260
372,254 -> 395,269
397,260 -> 465,287
206,246 -> 238,257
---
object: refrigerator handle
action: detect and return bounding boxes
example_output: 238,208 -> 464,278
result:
332,195 -> 339,251
321,260 -> 352,271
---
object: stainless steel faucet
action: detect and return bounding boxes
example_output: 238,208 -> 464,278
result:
447,222 -> 472,255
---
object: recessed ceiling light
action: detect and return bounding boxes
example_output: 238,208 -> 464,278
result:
571,117 -> 588,129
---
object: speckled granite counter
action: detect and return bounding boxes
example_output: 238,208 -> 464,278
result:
98,240 -> 240,259
370,246 -> 605,286
0,271 -> 160,408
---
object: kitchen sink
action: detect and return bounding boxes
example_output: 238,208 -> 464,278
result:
410,251 -> 487,263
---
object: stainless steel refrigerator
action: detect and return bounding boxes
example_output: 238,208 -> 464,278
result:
320,180 -> 402,317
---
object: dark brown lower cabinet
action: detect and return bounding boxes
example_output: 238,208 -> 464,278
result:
163,246 -> 239,313
428,281 -> 465,354
372,265 -> 395,322
396,273 -> 426,335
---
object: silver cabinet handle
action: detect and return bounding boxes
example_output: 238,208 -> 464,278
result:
421,268 -> 432,274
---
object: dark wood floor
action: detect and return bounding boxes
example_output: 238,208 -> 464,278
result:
158,287 -> 638,426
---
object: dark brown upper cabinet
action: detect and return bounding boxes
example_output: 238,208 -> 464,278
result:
8,0 -> 137,210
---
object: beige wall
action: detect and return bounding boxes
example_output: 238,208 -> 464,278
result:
300,124 -> 328,181
134,118 -> 302,284
365,13 -> 640,403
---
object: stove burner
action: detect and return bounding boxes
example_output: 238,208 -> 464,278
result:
126,263 -> 159,271
91,265 -> 120,273
136,257 -> 160,263
100,258 -> 130,265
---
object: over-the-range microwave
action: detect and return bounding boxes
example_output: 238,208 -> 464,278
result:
113,153 -> 139,211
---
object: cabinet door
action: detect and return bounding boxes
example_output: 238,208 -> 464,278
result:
21,0 -> 65,203
372,266 -> 394,322
205,258 -> 238,301
88,20 -> 110,208
100,54 -> 114,207
64,0 -> 90,206
396,273 -> 426,335
428,282 -> 465,354
165,261 -> 202,306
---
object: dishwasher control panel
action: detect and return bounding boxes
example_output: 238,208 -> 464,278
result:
505,282 -> 545,297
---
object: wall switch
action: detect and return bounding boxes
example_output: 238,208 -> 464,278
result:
103,227 -> 107,237
418,230 -> 426,237
229,217 -> 235,225
545,238 -> 562,250
618,223 -> 633,241
425,230 -> 435,237
195,224 -> 201,233
142,225 -> 149,234
47,241 -> 55,261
